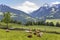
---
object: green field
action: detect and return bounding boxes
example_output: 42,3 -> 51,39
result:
0,29 -> 60,40
46,19 -> 60,25
0,22 -> 60,32
0,22 -> 60,40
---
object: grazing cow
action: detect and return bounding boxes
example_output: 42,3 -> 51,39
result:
27,34 -> 32,38
6,29 -> 10,32
33,29 -> 43,37
25,29 -> 32,38
33,29 -> 37,35
25,29 -> 32,33
37,32 -> 43,37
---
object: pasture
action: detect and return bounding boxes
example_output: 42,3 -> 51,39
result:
0,22 -> 60,40
0,29 -> 60,40
46,19 -> 60,25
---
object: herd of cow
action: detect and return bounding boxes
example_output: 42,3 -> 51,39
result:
25,29 -> 43,38
5,28 -> 43,38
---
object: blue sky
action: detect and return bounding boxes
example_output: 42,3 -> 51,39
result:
0,0 -> 60,6
0,0 -> 60,13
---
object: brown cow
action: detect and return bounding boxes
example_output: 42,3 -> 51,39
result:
26,29 -> 32,38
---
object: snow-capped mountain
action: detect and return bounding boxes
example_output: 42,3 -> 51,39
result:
31,3 -> 60,19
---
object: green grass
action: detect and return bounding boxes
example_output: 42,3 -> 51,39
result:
0,22 -> 60,40
0,29 -> 60,40
46,19 -> 60,25
0,22 -> 60,33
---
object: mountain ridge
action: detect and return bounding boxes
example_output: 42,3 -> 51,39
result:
0,4 -> 38,24
30,3 -> 60,19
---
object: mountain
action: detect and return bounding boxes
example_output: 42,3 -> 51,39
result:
0,4 -> 37,24
30,3 -> 60,19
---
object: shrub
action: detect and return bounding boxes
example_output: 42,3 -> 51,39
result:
49,22 -> 54,26
56,22 -> 60,27
45,22 -> 50,26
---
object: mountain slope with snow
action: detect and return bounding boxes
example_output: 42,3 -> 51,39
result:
31,3 -> 60,19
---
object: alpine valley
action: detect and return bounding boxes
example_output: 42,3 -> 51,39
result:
0,3 -> 60,23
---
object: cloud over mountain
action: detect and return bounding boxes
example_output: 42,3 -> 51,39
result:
51,1 -> 60,4
13,1 -> 39,13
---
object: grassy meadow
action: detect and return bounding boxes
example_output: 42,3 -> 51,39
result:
0,22 -> 60,40
0,29 -> 60,40
46,19 -> 60,25
0,22 -> 60,32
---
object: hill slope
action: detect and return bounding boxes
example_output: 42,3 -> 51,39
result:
31,3 -> 60,19
0,4 -> 37,24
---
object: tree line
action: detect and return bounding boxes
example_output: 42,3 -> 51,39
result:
25,21 -> 60,27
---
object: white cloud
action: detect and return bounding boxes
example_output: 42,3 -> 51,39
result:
51,1 -> 60,5
13,1 -> 39,14
49,1 -> 60,7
